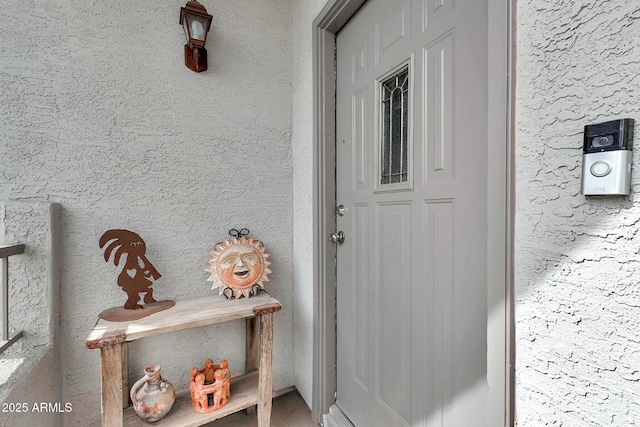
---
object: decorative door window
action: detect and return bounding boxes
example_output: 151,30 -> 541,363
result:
377,62 -> 412,191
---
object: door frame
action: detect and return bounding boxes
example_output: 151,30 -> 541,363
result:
311,0 -> 516,424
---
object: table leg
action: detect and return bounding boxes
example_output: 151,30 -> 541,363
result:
257,312 -> 273,427
121,343 -> 129,408
100,344 -> 123,427
246,317 -> 259,415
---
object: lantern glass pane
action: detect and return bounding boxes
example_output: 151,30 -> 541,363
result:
183,19 -> 190,43
186,15 -> 208,41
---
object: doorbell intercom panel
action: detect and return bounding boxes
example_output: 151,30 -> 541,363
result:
581,118 -> 634,196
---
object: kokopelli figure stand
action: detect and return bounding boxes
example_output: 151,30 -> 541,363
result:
99,229 -> 174,321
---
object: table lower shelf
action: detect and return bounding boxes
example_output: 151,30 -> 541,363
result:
122,372 -> 260,427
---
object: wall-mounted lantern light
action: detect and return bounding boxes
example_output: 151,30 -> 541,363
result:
179,1 -> 212,72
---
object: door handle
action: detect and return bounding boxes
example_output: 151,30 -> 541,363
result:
330,231 -> 345,244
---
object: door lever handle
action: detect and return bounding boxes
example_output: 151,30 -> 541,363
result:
330,231 -> 345,244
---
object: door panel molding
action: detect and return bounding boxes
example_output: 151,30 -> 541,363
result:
312,0 -> 515,425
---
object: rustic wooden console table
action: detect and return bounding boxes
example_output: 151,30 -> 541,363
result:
86,292 -> 282,427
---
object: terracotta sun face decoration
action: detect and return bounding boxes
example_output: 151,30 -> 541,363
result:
205,236 -> 271,299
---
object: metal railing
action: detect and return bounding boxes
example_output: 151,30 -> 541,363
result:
0,244 -> 25,354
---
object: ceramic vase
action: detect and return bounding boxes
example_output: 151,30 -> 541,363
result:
130,364 -> 176,423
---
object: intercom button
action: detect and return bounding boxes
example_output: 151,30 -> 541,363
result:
590,161 -> 612,177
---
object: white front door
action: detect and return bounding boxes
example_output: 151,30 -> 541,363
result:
335,0 -> 489,426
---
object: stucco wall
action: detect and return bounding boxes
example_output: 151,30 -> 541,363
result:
0,1 -> 293,425
0,201 -> 62,427
291,0 -> 329,409
516,1 -> 640,425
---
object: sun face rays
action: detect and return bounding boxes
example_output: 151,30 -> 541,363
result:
205,236 -> 271,299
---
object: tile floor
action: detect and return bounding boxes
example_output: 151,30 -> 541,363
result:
205,389 -> 319,427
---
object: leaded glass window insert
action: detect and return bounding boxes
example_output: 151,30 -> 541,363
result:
380,66 -> 409,185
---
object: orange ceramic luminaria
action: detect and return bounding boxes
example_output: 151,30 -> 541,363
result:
189,359 -> 231,413
205,236 -> 271,299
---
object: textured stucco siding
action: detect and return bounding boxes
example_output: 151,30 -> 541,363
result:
0,1 -> 294,425
0,202 -> 60,358
1,352 -> 61,427
516,1 -> 640,425
0,201 -> 61,427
